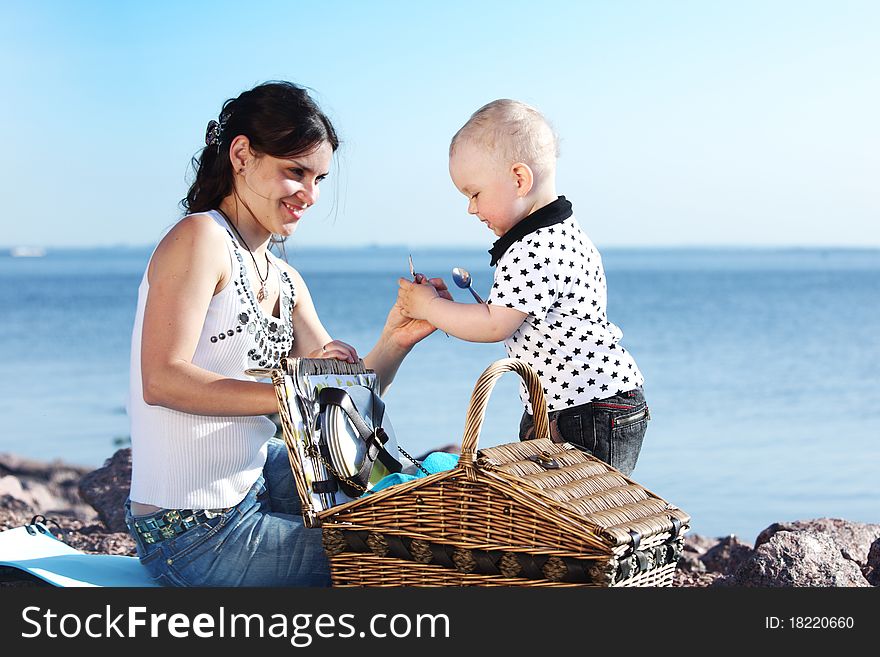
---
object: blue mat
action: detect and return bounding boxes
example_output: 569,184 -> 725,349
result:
0,523 -> 158,587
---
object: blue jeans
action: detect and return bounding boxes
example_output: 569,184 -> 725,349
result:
124,438 -> 330,587
519,388 -> 649,476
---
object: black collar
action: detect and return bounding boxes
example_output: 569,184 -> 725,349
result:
488,196 -> 572,266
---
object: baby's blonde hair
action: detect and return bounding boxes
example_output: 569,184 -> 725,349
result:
450,99 -> 559,176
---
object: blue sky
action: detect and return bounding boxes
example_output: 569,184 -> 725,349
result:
1,0 -> 878,248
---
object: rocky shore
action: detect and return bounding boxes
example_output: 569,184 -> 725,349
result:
2,450 -> 879,587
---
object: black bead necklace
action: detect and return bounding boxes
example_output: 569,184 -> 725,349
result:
216,208 -> 271,302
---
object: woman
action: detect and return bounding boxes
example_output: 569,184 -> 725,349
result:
124,81 -> 448,586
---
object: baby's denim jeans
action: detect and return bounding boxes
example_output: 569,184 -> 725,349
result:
519,387 -> 649,476
124,437 -> 330,587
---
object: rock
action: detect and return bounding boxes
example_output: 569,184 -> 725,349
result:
683,534 -> 719,555
0,453 -> 93,511
866,538 -> 880,586
677,550 -> 707,574
0,474 -> 64,512
755,518 -> 880,567
77,448 -> 132,533
52,519 -> 136,556
0,494 -> 34,530
728,529 -> 869,587
700,535 -> 753,575
673,570 -> 724,587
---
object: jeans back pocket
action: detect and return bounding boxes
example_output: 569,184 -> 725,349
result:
556,410 -> 596,453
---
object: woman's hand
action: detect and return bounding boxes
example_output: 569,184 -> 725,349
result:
306,339 -> 359,363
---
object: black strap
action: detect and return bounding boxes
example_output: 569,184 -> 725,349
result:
318,387 -> 403,492
318,387 -> 382,442
385,535 -> 411,561
344,530 -> 371,554
628,529 -> 642,553
311,479 -> 338,494
473,550 -> 501,575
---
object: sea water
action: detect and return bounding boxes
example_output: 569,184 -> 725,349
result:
1,246 -> 878,540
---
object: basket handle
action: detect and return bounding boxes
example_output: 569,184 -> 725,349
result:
459,358 -> 550,467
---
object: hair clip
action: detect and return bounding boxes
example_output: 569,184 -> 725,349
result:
205,119 -> 222,149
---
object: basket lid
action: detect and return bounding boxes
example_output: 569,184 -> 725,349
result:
477,438 -> 689,548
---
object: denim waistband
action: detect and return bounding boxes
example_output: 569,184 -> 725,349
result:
549,387 -> 644,418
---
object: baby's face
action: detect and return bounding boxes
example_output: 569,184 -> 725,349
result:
449,141 -> 523,237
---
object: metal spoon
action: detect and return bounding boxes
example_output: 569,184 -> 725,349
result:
452,267 -> 485,304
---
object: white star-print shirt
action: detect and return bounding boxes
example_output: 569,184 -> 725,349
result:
488,202 -> 644,414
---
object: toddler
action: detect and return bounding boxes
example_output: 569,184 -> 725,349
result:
398,99 -> 649,475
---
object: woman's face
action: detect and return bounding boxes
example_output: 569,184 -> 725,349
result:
237,140 -> 334,237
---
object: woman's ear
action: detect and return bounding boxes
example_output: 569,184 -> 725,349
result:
229,135 -> 253,174
511,162 -> 534,197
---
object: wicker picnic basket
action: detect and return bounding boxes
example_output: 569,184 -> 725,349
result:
318,358 -> 690,587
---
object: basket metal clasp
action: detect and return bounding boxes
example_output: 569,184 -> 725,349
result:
527,451 -> 561,470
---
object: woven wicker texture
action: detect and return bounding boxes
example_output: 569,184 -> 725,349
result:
316,358 -> 689,586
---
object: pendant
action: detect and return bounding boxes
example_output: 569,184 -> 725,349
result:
257,284 -> 267,302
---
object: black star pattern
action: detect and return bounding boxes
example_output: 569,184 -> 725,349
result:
487,213 -> 643,412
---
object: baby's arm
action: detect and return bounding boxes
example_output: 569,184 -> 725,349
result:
397,278 -> 526,343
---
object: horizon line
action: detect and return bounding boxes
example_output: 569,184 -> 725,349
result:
3,243 -> 880,252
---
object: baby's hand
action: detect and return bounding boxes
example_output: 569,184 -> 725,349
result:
397,277 -> 440,320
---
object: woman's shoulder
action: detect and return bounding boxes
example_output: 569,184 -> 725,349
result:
148,212 -> 229,278
158,212 -> 227,250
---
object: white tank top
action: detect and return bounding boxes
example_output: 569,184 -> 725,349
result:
128,211 -> 296,509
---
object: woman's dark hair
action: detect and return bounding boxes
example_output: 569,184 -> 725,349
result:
183,81 -> 339,214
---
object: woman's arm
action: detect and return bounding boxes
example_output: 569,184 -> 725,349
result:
139,216 -> 278,416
